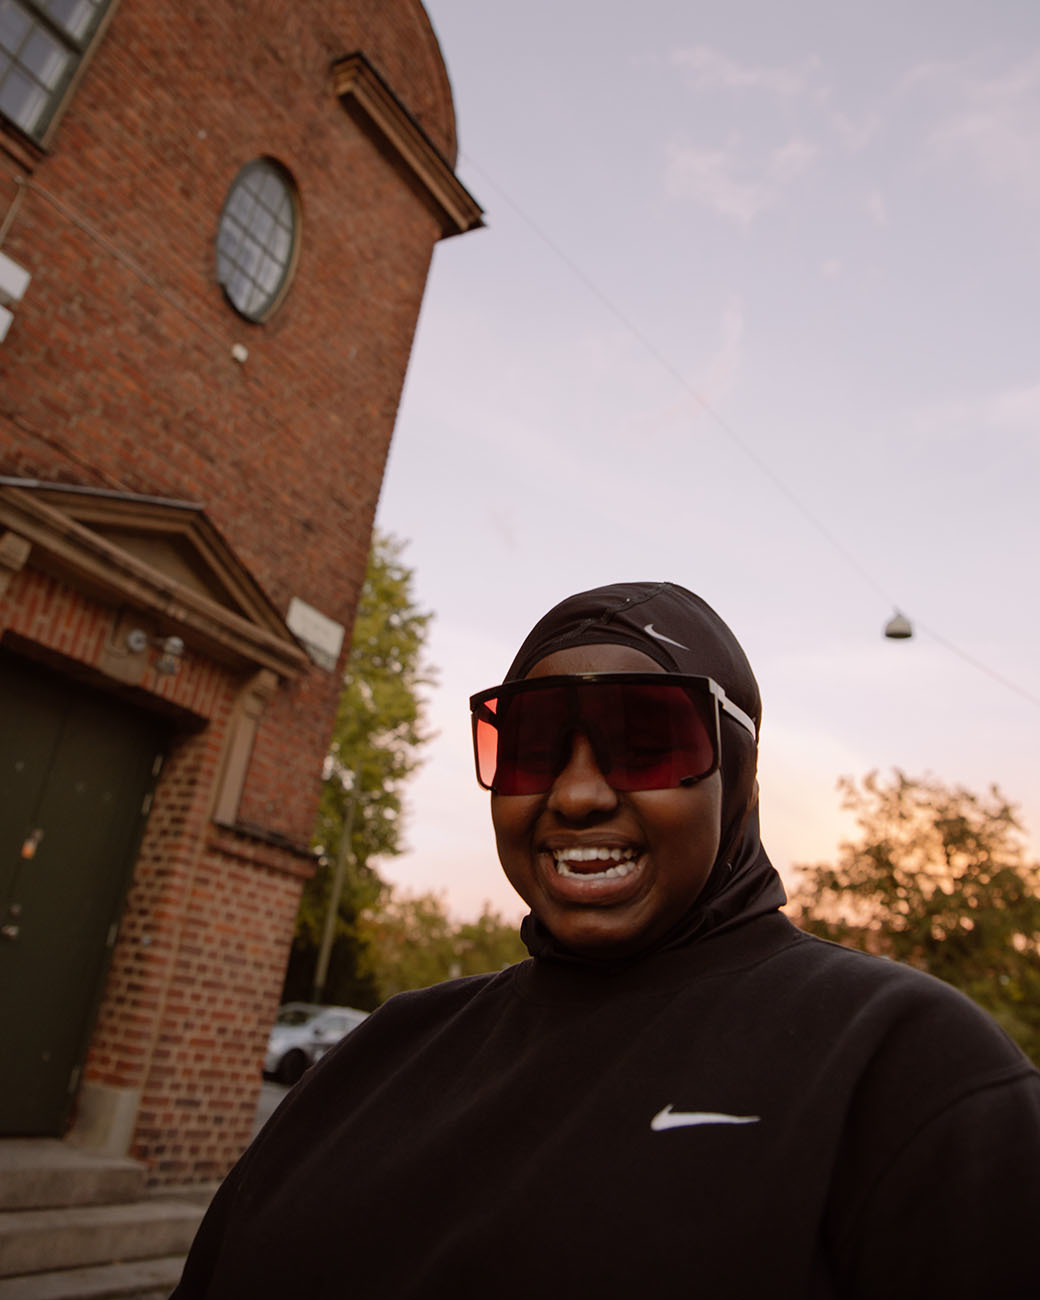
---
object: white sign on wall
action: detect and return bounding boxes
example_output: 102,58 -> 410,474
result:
287,596 -> 346,672
0,250 -> 30,346
0,250 -> 31,303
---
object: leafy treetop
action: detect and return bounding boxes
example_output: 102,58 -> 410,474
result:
790,770 -> 1040,1063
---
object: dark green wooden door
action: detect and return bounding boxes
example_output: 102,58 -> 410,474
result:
0,653 -> 165,1135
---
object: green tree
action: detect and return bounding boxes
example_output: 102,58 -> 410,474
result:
360,892 -> 528,1001
789,770 -> 1040,1062
283,532 -> 435,1009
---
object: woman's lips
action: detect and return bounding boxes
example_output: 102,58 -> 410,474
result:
538,844 -> 648,903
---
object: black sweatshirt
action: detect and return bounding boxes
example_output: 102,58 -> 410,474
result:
173,911 -> 1040,1299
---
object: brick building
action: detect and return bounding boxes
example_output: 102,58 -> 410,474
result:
0,0 -> 480,1186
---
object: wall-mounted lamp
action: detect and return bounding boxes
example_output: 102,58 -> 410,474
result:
127,628 -> 185,675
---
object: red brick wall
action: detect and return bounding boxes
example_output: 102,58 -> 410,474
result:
1,567 -> 231,721
126,833 -> 308,1182
84,732 -> 227,1092
0,0 -> 456,839
0,0 -> 462,1182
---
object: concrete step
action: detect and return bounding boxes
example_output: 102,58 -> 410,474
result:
0,1145 -> 144,1212
0,1254 -> 184,1299
0,1201 -> 203,1279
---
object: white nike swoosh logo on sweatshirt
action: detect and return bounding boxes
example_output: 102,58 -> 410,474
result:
650,1105 -> 761,1131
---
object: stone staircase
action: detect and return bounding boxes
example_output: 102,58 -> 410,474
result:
0,1141 -> 210,1300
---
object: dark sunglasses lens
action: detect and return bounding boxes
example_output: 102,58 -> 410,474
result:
476,681 -> 716,794
473,699 -> 501,790
490,686 -> 569,794
591,683 -> 715,790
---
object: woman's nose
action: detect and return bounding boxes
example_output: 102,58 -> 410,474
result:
546,733 -> 618,819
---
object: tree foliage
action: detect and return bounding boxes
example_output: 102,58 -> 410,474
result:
789,770 -> 1040,1062
281,532 -> 527,1012
359,893 -> 528,1001
283,532 -> 436,1009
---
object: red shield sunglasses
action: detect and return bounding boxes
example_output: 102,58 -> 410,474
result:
470,673 -> 756,796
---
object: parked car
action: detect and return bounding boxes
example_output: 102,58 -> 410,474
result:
263,1002 -> 369,1084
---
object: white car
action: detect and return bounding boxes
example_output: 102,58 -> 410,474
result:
263,1002 -> 369,1084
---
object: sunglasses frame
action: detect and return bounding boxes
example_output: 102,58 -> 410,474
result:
469,672 -> 757,795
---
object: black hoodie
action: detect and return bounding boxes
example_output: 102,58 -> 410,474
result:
174,583 -> 1040,1299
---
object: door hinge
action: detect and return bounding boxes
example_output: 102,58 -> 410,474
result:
68,1064 -> 81,1094
152,753 -> 164,778
141,791 -> 153,815
106,922 -> 118,948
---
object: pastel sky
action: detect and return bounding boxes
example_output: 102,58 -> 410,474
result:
374,0 -> 1039,921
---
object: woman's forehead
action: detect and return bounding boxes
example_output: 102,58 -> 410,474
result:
525,643 -> 665,678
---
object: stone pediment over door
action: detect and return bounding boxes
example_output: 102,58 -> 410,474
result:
0,478 -> 308,680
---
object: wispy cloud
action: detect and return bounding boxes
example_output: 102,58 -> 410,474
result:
670,45 -> 820,98
829,109 -> 882,152
906,381 -> 1040,439
698,295 -> 745,403
670,43 -> 888,154
918,52 -> 1040,204
987,382 -> 1040,433
771,137 -> 816,183
866,189 -> 889,226
665,136 -> 817,227
663,43 -> 828,225
664,142 -> 766,225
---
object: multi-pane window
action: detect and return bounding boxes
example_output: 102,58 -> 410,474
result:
216,159 -> 299,322
0,0 -> 110,141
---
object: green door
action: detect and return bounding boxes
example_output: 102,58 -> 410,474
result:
0,653 -> 165,1135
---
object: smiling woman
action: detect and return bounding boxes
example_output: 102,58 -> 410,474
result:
489,644 -> 725,954
173,582 -> 1040,1299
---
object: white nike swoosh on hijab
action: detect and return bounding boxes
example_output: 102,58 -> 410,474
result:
643,623 -> 689,651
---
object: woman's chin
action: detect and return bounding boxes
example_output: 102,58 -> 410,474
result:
534,902 -> 663,958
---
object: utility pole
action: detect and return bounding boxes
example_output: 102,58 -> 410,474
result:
313,774 -> 358,1003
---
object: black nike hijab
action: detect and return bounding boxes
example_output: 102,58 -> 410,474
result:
501,581 -> 786,961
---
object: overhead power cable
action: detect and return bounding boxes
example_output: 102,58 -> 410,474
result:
914,621 -> 1040,710
459,152 -> 1039,711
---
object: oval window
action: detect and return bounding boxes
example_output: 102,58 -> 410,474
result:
216,159 -> 299,321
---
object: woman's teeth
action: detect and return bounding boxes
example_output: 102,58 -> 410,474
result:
551,846 -> 640,879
